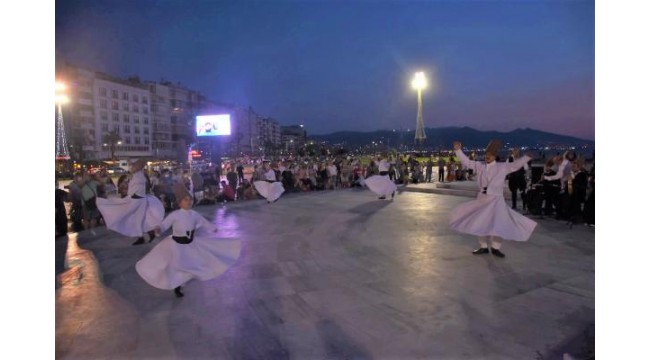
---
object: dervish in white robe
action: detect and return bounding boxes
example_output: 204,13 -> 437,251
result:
364,158 -> 397,200
135,208 -> 241,291
97,169 -> 165,240
253,168 -> 285,203
449,144 -> 537,256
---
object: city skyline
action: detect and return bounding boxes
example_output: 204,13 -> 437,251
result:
56,1 -> 595,140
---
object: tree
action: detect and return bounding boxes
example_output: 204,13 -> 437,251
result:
102,130 -> 122,161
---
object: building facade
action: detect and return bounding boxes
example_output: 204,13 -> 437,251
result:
148,81 -> 206,162
56,63 -> 286,163
281,125 -> 307,153
57,63 -> 153,161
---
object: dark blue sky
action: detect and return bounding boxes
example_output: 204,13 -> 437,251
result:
55,0 -> 595,140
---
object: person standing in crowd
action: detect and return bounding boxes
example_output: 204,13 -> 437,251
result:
56,180 -> 69,237
437,156 -> 445,183
425,158 -> 433,183
507,151 -> 529,210
81,172 -> 100,233
568,158 -> 589,225
583,165 -> 594,226
236,162 -> 245,184
66,173 -> 85,232
543,150 -> 577,220
326,161 -> 338,190
191,169 -> 204,204
135,183 -> 241,298
541,159 -> 561,216
364,154 -> 397,200
449,140 -> 537,258
159,169 -> 176,210
97,159 -> 165,246
226,166 -> 239,192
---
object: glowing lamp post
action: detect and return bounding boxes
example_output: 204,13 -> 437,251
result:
55,82 -> 71,160
412,72 -> 427,146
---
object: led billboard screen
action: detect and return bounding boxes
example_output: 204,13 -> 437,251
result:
196,114 -> 231,136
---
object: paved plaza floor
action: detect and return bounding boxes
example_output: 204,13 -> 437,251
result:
55,186 -> 594,359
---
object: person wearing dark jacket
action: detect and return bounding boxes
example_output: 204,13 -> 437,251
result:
542,160 -> 561,216
568,159 -> 589,224
507,154 -> 528,210
56,180 -> 69,237
226,167 -> 238,194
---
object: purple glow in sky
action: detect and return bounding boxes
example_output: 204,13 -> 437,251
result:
56,0 -> 595,140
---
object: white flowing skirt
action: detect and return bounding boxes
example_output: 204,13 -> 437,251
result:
253,181 -> 285,202
97,195 -> 165,237
364,175 -> 397,197
449,193 -> 537,242
135,226 -> 242,290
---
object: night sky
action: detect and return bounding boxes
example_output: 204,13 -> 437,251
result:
55,0 -> 595,140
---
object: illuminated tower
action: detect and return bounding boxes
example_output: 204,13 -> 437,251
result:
412,72 -> 427,145
55,82 -> 71,160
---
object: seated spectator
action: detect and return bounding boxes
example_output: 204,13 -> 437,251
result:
282,168 -> 296,192
217,180 -> 236,202
241,180 -> 257,200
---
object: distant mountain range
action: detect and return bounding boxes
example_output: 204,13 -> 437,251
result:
310,127 -> 594,149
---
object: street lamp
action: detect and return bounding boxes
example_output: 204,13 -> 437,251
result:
55,82 -> 71,160
411,72 -> 427,146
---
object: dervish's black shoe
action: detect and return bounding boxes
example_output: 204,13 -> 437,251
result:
132,238 -> 145,246
391,191 -> 395,199
174,286 -> 184,298
491,248 -> 506,258
147,231 -> 156,243
472,247 -> 490,255
378,196 -> 386,200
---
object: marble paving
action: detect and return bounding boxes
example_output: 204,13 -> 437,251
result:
55,188 -> 595,359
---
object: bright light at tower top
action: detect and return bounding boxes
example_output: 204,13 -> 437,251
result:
411,72 -> 427,90
55,82 -> 66,91
55,94 -> 69,104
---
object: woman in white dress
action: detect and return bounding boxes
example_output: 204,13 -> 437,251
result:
136,183 -> 242,297
449,140 -> 537,258
253,163 -> 285,203
364,155 -> 397,200
96,159 -> 165,245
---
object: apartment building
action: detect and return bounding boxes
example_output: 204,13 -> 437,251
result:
147,81 -> 206,162
56,63 -> 285,163
57,63 -> 153,161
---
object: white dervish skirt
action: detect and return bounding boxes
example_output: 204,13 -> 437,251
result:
135,225 -> 241,290
97,195 -> 165,237
364,175 -> 397,197
449,193 -> 537,241
253,181 -> 285,202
